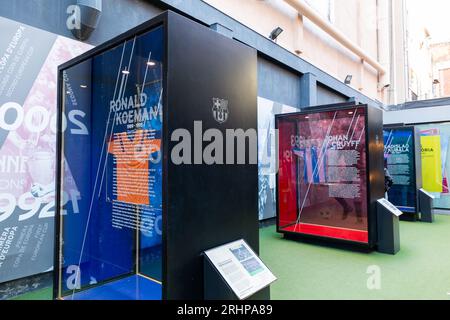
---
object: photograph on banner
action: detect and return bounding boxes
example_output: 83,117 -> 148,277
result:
0,17 -> 92,283
417,123 -> 450,210
257,97 -> 297,221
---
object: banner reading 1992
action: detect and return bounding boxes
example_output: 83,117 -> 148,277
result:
0,17 -> 92,283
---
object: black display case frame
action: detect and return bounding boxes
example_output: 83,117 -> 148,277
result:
275,104 -> 384,249
383,124 -> 423,220
53,10 -> 263,300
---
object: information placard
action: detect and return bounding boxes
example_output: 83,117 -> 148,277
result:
378,198 -> 404,217
204,239 -> 276,300
419,188 -> 435,200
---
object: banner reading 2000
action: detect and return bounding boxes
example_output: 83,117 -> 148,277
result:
0,17 -> 91,283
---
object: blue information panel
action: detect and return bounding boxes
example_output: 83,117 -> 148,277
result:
383,127 -> 417,213
58,26 -> 164,299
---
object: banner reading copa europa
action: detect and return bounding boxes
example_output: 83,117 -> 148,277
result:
0,17 -> 92,283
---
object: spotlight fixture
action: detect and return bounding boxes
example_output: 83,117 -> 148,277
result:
269,27 -> 283,41
122,69 -> 130,75
70,0 -> 102,41
348,111 -> 354,115
344,75 -> 353,85
80,84 -> 88,89
147,60 -> 156,67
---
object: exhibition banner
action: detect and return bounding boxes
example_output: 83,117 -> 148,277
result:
257,97 -> 296,220
383,127 -> 417,212
0,17 -> 92,283
421,135 -> 442,192
418,124 -> 450,210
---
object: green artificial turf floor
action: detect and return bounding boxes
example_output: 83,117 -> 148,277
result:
11,215 -> 450,300
260,214 -> 450,300
12,287 -> 52,300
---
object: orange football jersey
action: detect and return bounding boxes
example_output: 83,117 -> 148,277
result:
108,129 -> 161,205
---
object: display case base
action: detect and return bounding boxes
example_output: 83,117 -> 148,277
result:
282,233 -> 372,253
62,275 -> 161,300
399,213 -> 418,222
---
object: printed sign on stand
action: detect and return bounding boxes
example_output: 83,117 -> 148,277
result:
204,239 -> 276,300
378,198 -> 404,217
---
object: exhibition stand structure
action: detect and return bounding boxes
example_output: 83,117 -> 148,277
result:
383,124 -> 436,222
383,125 -> 422,221
384,108 -> 448,214
51,9 -> 447,301
275,104 -> 387,249
54,11 -> 270,300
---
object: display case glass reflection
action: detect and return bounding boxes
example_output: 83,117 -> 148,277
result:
383,127 -> 417,213
277,107 -> 369,243
416,122 -> 450,210
57,25 -> 164,300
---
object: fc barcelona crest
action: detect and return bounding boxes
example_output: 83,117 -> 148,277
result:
212,98 -> 229,124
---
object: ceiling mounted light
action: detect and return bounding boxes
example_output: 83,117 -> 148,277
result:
344,75 -> 353,85
147,60 -> 156,67
269,27 -> 283,41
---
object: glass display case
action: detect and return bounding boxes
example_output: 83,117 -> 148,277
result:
54,11 -> 261,300
383,125 -> 422,220
275,104 -> 384,247
416,122 -> 450,211
55,15 -> 164,302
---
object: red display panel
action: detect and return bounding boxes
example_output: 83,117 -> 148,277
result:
277,107 -> 369,243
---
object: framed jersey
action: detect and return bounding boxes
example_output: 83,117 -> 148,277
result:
108,130 -> 161,205
54,11 -> 260,300
275,104 -> 384,247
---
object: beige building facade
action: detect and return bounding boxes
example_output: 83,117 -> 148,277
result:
431,42 -> 450,98
204,0 -> 450,106
204,0 -> 391,103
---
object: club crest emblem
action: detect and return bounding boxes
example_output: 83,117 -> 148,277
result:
212,98 -> 228,124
